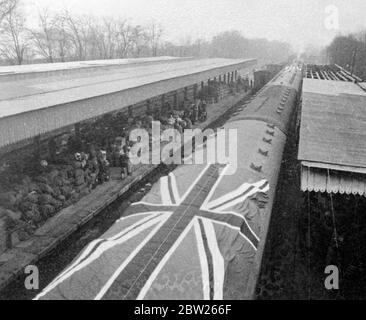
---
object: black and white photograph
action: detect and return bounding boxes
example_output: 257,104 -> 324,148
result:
0,0 -> 365,305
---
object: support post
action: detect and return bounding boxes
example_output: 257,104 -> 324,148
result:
174,91 -> 178,110
194,84 -> 198,100
33,135 -> 41,163
147,99 -> 151,113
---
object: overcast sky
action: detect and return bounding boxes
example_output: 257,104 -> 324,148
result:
24,0 -> 366,53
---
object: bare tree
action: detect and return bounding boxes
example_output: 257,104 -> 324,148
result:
0,4 -> 166,64
28,8 -> 57,62
101,18 -> 117,59
327,33 -> 366,79
115,19 -> 134,58
83,15 -> 100,60
0,0 -> 17,23
53,14 -> 72,62
0,3 -> 28,64
130,25 -> 148,57
147,22 -> 163,57
62,11 -> 87,60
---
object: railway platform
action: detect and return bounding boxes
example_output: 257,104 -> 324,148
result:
0,89 -> 251,293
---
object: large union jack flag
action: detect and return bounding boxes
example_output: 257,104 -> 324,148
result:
36,163 -> 269,300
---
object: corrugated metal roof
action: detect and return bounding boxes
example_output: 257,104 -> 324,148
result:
301,165 -> 366,195
302,78 -> 366,97
299,79 -> 366,195
298,79 -> 366,169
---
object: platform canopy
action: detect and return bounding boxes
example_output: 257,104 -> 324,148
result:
0,57 -> 256,151
298,79 -> 366,195
0,56 -> 184,79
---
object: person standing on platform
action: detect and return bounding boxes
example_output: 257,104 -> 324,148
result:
199,100 -> 207,122
120,143 -> 132,180
183,116 -> 192,130
191,103 -> 198,125
87,148 -> 99,189
97,150 -> 110,183
167,114 -> 175,126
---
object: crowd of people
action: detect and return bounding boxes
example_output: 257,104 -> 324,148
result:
162,99 -> 207,128
61,98 -> 209,182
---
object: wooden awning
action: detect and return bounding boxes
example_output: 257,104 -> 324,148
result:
298,79 -> 366,195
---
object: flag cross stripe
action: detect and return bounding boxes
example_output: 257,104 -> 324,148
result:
99,164 -> 268,300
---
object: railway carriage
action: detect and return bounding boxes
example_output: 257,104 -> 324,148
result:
36,63 -> 303,300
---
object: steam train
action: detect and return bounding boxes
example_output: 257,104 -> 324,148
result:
36,63 -> 303,300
